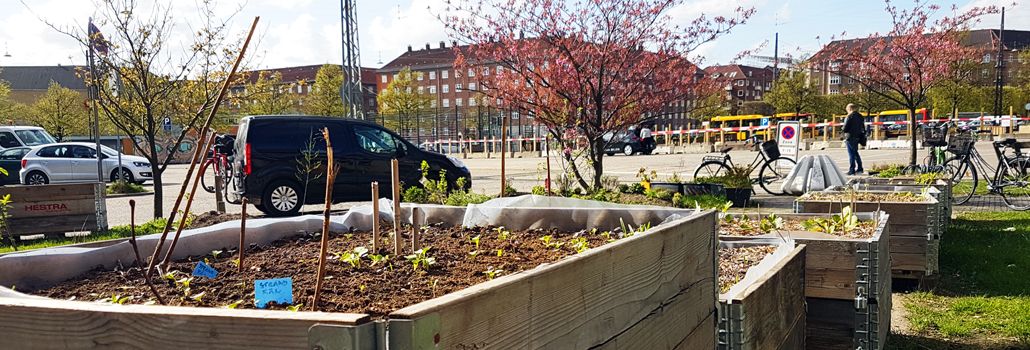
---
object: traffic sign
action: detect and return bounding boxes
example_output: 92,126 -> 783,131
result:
777,121 -> 801,162
1024,103 -> 1030,111
163,117 -> 172,132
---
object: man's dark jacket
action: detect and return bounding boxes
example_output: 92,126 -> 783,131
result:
843,111 -> 866,145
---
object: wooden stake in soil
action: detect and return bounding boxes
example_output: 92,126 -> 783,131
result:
128,200 -> 143,268
500,114 -> 507,197
411,208 -> 420,252
238,197 -> 247,273
144,17 -> 259,281
160,134 -> 218,270
312,128 -> 338,311
391,159 -> 402,255
371,182 -> 379,252
545,134 -> 552,195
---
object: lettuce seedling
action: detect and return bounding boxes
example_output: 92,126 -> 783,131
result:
483,267 -> 504,279
405,247 -> 437,271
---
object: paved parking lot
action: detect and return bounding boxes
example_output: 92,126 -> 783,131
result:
104,145 -> 974,226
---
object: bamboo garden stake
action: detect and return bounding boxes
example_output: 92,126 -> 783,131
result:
371,182 -> 379,252
312,128 -> 339,311
411,209 -> 421,251
128,200 -> 143,268
160,134 -> 218,270
500,115 -> 507,197
239,197 -> 247,273
391,159 -> 402,255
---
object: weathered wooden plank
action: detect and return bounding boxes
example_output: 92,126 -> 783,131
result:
595,274 -> 714,350
735,245 -> 806,350
9,215 -> 99,236
676,312 -> 717,350
389,212 -> 717,350
805,268 -> 859,300
0,183 -> 97,198
0,296 -> 371,350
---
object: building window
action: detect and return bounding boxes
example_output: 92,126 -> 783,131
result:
829,88 -> 840,95
456,98 -> 463,107
983,54 -> 992,63
442,84 -> 450,93
442,70 -> 449,79
829,74 -> 841,85
469,82 -> 476,91
418,86 -> 424,94
405,87 -> 412,93
736,80 -> 745,86
982,69 -> 989,78
431,100 -> 437,108
381,74 -> 387,83
468,68 -> 475,77
456,83 -> 462,92
469,98 -> 477,106
297,85 -> 303,93
393,73 -> 398,80
429,86 -> 437,94
417,72 -> 424,81
429,71 -> 436,80
442,99 -> 450,108
737,90 -> 744,97
306,85 -> 312,93
496,66 -> 503,74
483,67 -> 490,76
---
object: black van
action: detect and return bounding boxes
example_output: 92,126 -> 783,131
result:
233,116 -> 472,216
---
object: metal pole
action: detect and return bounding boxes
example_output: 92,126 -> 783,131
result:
993,7 -> 1005,118
86,31 -> 108,231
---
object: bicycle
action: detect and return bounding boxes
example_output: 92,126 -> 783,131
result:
692,135 -> 797,195
201,134 -> 238,202
944,129 -> 1030,210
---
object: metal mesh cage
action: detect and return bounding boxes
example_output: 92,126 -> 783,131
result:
922,127 -> 948,147
760,140 -> 780,159
947,132 -> 976,156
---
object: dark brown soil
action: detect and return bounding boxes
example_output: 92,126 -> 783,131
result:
38,224 -> 613,317
719,245 -> 776,293
190,211 -> 250,229
719,216 -> 877,239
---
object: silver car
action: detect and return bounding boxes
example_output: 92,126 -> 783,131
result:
20,142 -> 153,185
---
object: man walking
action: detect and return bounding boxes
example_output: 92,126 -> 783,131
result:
842,103 -> 866,175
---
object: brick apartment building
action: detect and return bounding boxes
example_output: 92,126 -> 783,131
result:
703,64 -> 775,114
809,29 -> 1030,96
376,41 -> 535,142
231,64 -> 379,118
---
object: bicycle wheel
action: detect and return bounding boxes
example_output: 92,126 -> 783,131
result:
200,160 -> 217,193
1001,157 -> 1030,210
759,157 -> 797,195
693,161 -> 730,180
944,156 -> 976,205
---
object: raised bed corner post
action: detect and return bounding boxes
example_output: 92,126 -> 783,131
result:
391,159 -> 402,256
160,134 -> 218,270
144,16 -> 259,282
312,128 -> 338,311
239,197 -> 247,273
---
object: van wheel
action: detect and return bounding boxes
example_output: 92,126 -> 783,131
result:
262,180 -> 302,217
25,171 -> 48,185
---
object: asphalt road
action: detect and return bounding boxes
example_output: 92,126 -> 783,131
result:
104,144 -> 982,226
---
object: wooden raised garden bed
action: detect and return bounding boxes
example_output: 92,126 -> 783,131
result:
850,177 -> 952,230
718,212 -> 891,350
795,190 -> 940,280
0,203 -> 716,349
717,241 -> 806,350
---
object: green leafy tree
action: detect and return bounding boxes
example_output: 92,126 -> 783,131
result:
234,71 -> 297,115
738,101 -> 774,116
29,82 -> 89,141
0,78 -> 15,119
303,64 -> 347,116
378,67 -> 432,135
926,61 -> 983,117
766,69 -> 819,115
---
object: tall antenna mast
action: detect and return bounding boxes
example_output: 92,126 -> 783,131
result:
340,0 -> 364,119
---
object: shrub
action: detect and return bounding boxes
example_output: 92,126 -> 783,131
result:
107,180 -> 147,194
402,186 -> 428,203
531,185 -> 548,195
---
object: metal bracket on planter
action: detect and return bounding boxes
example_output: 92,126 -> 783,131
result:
308,322 -> 379,350
717,303 -> 743,350
854,286 -> 868,310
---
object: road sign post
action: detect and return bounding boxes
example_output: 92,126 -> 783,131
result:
777,121 -> 801,163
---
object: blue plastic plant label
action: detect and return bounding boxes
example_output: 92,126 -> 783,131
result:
255,277 -> 293,308
191,261 -> 218,279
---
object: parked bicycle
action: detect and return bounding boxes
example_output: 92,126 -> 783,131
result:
944,129 -> 1030,210
201,134 -> 239,203
692,135 -> 797,195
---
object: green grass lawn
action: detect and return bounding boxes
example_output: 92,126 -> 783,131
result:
0,217 -> 177,254
889,211 -> 1030,349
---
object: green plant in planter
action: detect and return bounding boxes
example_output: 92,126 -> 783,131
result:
721,166 -> 753,189
802,206 -> 860,235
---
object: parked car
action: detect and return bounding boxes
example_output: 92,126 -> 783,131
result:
0,126 -> 57,150
233,116 -> 472,216
604,127 -> 656,156
20,142 -> 152,185
0,147 -> 30,185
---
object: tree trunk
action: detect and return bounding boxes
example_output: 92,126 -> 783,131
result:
152,163 -> 163,219
908,107 -> 918,166
589,138 -> 604,192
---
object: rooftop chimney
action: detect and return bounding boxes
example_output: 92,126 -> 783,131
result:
439,41 -> 446,49
451,41 -> 457,47
425,43 -> 431,50
407,45 -> 412,52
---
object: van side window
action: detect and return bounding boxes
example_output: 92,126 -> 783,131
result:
0,132 -> 20,148
353,125 -> 397,155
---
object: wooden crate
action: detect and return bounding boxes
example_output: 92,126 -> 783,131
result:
847,177 -> 952,234
806,296 -> 890,350
0,183 -> 104,236
0,295 -> 376,349
795,192 -> 940,279
387,211 -> 718,349
720,213 -> 890,303
718,242 -> 806,350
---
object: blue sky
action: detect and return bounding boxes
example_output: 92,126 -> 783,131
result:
0,0 -> 1023,70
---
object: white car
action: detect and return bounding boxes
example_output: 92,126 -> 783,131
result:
20,142 -> 153,185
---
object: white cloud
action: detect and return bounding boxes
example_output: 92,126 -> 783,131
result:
365,0 -> 449,68
963,0 -> 1029,30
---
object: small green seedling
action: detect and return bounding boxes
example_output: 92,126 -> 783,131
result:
369,254 -> 390,267
539,235 -> 563,249
211,250 -> 223,259
286,303 -> 304,312
568,237 -> 589,253
496,249 -> 504,257
483,267 -> 504,279
224,300 -> 243,309
340,246 -> 369,268
99,294 -> 132,304
190,291 -> 207,302
759,213 -> 783,234
405,247 -> 437,271
470,235 -> 482,249
175,276 -> 194,297
493,227 -> 511,241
